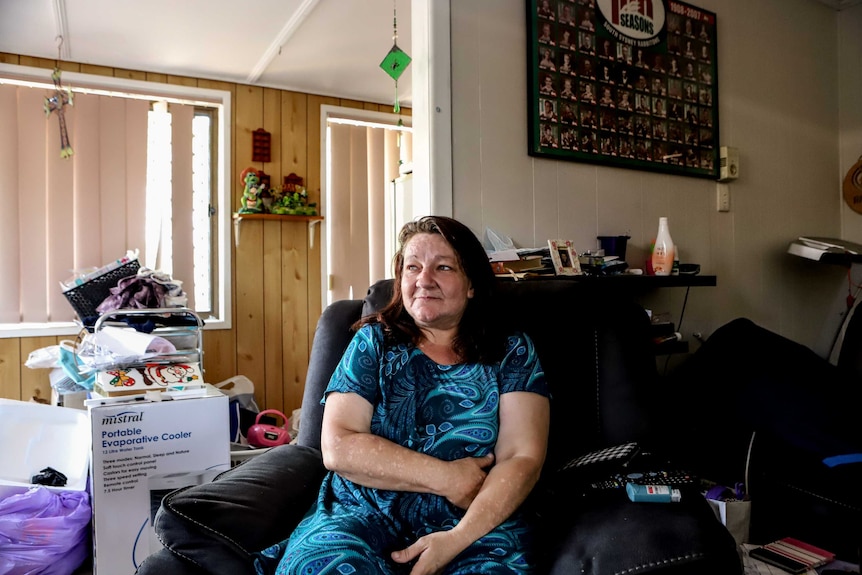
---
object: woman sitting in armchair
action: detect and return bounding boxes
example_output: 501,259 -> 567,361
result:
255,215 -> 550,574
139,215 -> 743,575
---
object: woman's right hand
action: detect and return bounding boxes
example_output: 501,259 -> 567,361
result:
441,453 -> 494,509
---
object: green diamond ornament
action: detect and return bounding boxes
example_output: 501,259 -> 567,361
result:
380,44 -> 411,81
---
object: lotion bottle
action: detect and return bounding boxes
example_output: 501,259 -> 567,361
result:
651,217 -> 675,276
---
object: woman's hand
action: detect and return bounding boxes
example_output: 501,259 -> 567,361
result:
391,529 -> 470,575
441,453 -> 494,509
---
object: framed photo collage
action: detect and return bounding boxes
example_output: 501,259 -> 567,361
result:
529,0 -> 719,179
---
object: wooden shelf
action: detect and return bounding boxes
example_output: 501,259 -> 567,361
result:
497,273 -> 716,288
232,213 -> 322,222
232,213 -> 324,247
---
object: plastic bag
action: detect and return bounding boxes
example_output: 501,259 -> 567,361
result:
24,345 -> 63,370
0,487 -> 91,575
214,375 -> 260,412
57,346 -> 94,391
485,227 -> 515,252
705,483 -> 750,546
215,376 -> 261,444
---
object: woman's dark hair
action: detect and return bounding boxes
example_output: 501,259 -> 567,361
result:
357,216 -> 505,364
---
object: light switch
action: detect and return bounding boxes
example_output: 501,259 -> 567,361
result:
717,183 -> 730,212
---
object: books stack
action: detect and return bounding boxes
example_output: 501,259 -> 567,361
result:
748,537 -> 835,574
488,248 -> 553,279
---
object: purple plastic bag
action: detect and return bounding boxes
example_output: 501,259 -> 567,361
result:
0,487 -> 91,575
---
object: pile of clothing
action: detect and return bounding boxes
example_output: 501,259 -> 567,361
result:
96,267 -> 186,315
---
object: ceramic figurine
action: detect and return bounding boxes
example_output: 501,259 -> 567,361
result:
238,167 -> 264,214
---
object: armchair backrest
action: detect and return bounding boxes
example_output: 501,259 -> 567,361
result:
296,278 -> 659,470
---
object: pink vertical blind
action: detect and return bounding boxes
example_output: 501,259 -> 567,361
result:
170,103 -> 196,310
328,122 -> 411,302
0,83 -> 154,323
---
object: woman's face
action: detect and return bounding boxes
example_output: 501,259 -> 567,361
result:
401,233 -> 473,331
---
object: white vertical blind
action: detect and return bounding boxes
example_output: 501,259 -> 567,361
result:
0,85 -> 22,323
328,124 -> 352,302
0,84 -> 151,322
170,103 -> 196,310
328,121 -> 412,302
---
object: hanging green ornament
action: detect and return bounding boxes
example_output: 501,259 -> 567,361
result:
379,2 -> 411,113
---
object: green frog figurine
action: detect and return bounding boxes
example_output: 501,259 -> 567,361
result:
238,167 -> 264,214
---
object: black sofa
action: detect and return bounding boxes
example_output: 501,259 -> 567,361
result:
658,317 -> 862,564
137,278 -> 742,575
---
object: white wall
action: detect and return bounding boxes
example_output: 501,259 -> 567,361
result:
839,6 -> 862,239
449,0 -> 855,353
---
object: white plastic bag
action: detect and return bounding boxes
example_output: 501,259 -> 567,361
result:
215,376 -> 261,445
214,375 -> 260,412
25,344 -> 64,369
705,483 -> 750,546
91,326 -> 177,369
485,228 -> 515,252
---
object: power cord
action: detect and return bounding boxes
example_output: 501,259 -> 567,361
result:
744,430 -> 755,498
662,285 -> 691,374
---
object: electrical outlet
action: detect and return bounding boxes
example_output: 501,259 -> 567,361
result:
716,183 -> 730,212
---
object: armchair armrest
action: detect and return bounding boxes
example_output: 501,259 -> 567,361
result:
153,444 -> 326,574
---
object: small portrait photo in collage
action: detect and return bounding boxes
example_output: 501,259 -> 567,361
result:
560,101 -> 577,124
531,0 -> 717,176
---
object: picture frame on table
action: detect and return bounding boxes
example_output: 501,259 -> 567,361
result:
548,239 -> 581,276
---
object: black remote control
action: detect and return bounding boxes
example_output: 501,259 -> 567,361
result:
590,469 -> 697,490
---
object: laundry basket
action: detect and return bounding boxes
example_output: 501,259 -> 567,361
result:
62,258 -> 140,322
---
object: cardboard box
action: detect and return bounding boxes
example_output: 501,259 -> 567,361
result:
0,399 -> 91,499
95,361 -> 203,396
88,385 -> 230,574
52,387 -> 89,410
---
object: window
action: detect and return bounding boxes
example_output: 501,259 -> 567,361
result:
321,106 -> 413,306
0,63 -> 232,337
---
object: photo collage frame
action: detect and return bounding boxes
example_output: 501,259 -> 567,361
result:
529,0 -> 719,179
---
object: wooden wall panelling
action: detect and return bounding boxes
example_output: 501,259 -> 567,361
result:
79,63 -> 111,77
235,84 -> 267,407
60,62 -> 81,74
280,91 -> 311,416
114,68 -> 147,82
281,222 -> 310,415
0,339 -> 21,400
281,91 -> 308,183
263,218 -> 284,412
340,99 -> 369,111
20,336 -> 59,404
201,329 -> 235,385
0,53 -> 19,64
262,87 -> 285,412
19,55 -> 55,69
168,75 -> 198,88
146,72 -> 167,84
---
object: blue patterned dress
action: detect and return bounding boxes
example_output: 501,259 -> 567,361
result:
256,323 -> 548,575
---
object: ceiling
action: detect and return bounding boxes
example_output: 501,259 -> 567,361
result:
0,0 -> 857,111
0,0 -> 413,108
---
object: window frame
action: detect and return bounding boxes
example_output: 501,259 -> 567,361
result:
0,63 -> 233,337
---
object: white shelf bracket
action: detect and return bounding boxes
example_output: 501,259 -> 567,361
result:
309,219 -> 321,249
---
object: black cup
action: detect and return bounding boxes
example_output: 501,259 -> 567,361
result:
597,235 -> 629,260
